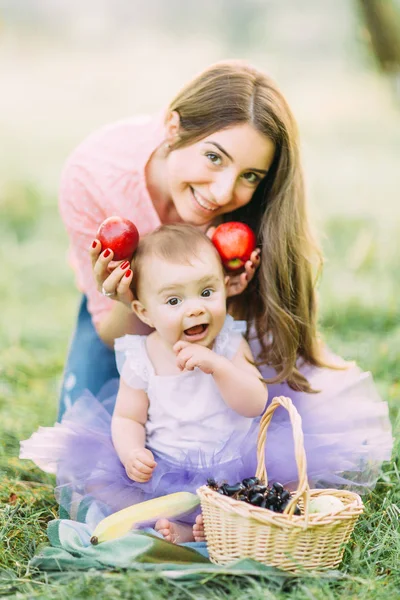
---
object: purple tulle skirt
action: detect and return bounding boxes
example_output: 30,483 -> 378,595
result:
20,356 -> 393,524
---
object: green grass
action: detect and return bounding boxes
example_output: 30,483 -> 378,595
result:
0,180 -> 399,599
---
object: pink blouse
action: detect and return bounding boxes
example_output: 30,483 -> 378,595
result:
59,113 -> 165,326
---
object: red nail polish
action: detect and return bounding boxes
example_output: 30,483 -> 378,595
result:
125,269 -> 132,277
91,240 -> 97,248
104,249 -> 111,257
121,261 -> 130,269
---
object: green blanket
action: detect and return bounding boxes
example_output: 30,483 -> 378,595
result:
27,491 -> 295,580
30,518 -> 290,581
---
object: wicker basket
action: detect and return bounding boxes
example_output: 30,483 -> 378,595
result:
197,395 -> 364,573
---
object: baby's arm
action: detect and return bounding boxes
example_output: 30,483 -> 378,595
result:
212,338 -> 267,417
111,378 -> 157,482
174,339 -> 267,417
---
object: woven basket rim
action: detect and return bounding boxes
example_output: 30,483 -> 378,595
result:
198,396 -> 364,531
197,485 -> 364,529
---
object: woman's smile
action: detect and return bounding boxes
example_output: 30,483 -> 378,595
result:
190,187 -> 219,213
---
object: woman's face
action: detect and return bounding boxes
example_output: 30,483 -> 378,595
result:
165,122 -> 275,226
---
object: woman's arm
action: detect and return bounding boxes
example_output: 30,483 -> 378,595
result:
174,338 -> 267,418
111,378 -> 156,482
60,165 -> 152,346
97,302 -> 153,348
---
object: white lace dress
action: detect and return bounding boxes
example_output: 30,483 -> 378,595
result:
115,315 -> 256,460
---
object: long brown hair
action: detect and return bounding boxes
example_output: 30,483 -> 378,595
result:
167,60 -> 329,392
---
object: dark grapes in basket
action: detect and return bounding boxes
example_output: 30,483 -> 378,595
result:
206,477 -> 301,516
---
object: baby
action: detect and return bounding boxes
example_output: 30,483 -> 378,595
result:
113,224 -> 267,542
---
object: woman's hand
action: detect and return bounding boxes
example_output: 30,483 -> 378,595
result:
224,248 -> 261,297
90,239 -> 134,307
206,226 -> 261,298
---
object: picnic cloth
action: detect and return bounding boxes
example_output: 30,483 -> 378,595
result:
28,496 -> 289,580
30,518 -> 208,570
30,518 -> 292,582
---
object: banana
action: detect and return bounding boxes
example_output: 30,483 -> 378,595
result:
90,491 -> 200,544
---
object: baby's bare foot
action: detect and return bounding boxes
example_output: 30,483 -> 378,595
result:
155,518 -> 194,544
193,513 -> 206,542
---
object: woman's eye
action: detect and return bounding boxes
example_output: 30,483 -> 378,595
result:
201,288 -> 214,298
205,152 -> 222,165
167,297 -> 181,306
242,172 -> 261,184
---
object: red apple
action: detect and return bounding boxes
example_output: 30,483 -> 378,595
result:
211,222 -> 257,271
97,216 -> 139,261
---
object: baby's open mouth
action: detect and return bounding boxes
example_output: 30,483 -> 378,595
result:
184,324 -> 208,336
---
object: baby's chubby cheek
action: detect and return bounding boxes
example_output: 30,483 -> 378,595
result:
168,324 -> 185,345
209,312 -> 227,339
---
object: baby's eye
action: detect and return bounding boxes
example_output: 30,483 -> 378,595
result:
242,172 -> 262,185
201,288 -> 214,298
205,152 -> 222,166
166,297 -> 181,306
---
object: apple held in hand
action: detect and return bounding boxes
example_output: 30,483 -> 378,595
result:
97,216 -> 139,261
211,222 -> 257,271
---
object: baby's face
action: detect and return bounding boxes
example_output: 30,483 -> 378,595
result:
136,249 -> 227,349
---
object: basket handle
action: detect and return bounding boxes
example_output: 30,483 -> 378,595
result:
255,395 -> 310,519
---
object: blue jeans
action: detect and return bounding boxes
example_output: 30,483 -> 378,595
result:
58,296 -> 119,421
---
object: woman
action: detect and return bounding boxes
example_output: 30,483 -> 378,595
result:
57,60 -> 392,492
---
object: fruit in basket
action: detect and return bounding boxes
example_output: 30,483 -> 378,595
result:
242,477 -> 260,487
308,495 -> 345,514
249,492 -> 264,506
90,491 -> 199,544
211,222 -> 257,271
223,483 -> 245,495
97,216 -> 139,261
206,477 -> 301,515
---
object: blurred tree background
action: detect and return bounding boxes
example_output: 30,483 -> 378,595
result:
357,0 -> 400,95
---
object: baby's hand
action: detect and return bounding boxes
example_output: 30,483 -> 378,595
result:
173,341 -> 218,374
124,448 -> 157,482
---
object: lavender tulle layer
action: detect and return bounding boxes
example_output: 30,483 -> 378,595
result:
20,360 -> 393,523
